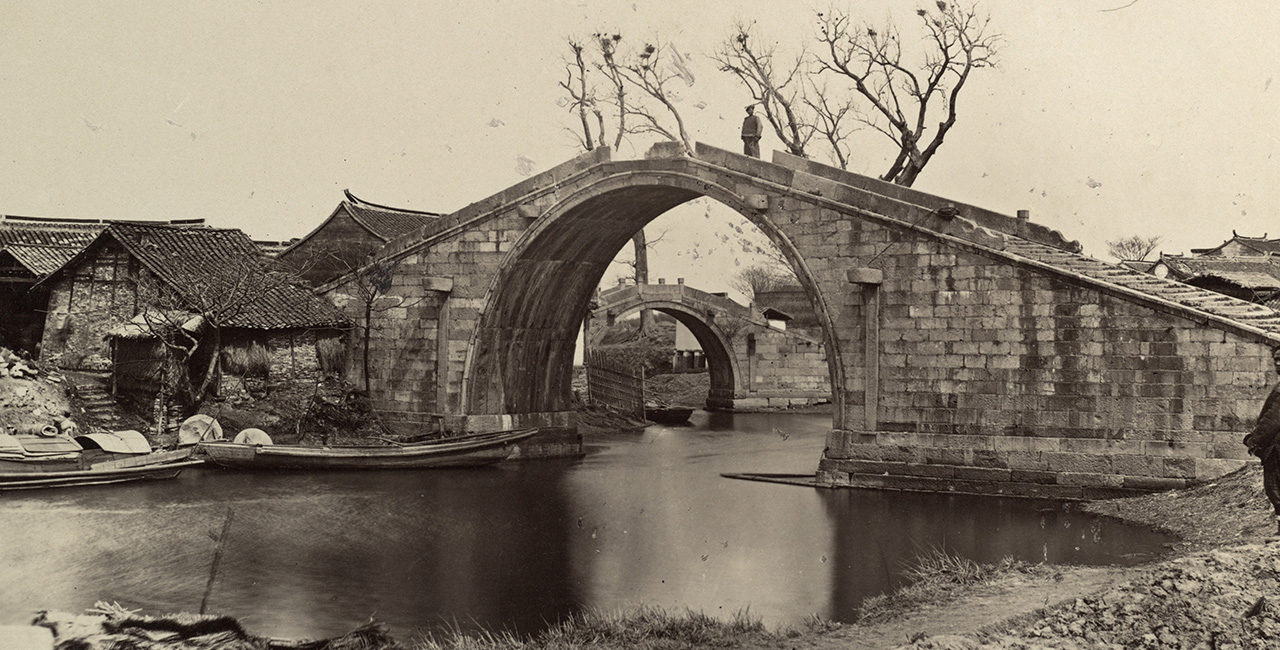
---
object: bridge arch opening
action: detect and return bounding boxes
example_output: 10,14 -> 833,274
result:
587,298 -> 741,410
462,170 -> 843,419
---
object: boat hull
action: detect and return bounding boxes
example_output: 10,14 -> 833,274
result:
645,407 -> 693,425
196,428 -> 538,470
0,449 -> 204,491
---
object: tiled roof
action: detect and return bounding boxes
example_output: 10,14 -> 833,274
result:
1001,238 -> 1280,337
342,190 -> 441,241
4,244 -> 81,277
59,223 -> 347,330
254,240 -> 293,257
0,215 -> 208,277
0,216 -> 105,248
1157,255 -> 1280,290
1190,233 -> 1280,256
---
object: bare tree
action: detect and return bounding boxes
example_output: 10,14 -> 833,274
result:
814,1 -> 999,186
562,34 -> 693,154
805,83 -> 858,170
730,264 -> 792,303
296,250 -> 426,394
560,34 -> 694,335
1107,235 -> 1163,261
607,227 -> 673,336
348,258 -> 404,395
134,261 -> 301,412
714,23 -> 812,158
611,39 -> 694,153
560,39 -> 608,151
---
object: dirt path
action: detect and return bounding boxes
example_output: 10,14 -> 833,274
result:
731,565 -> 1130,650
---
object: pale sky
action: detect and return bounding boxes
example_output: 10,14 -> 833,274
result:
3,1 -> 1278,295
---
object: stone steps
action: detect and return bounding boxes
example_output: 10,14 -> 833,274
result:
67,380 -> 132,431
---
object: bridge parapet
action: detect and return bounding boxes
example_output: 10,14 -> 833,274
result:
597,282 -> 756,322
689,143 -> 1081,254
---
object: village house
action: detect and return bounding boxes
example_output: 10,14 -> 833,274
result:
753,284 -> 821,337
1190,231 -> 1280,257
1127,232 -> 1280,307
1149,254 -> 1280,305
0,214 -> 205,355
34,223 -> 349,401
276,190 -> 441,286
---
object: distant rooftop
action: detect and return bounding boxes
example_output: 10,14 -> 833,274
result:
341,190 -> 442,242
1189,231 -> 1280,257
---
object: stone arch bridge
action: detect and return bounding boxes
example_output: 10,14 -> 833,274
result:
322,142 -> 1280,498
587,281 -> 828,410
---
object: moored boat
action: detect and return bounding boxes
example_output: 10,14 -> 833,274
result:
645,406 -> 693,425
0,432 -> 203,490
196,428 -> 539,470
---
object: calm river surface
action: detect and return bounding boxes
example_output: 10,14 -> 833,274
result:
0,411 -> 1172,640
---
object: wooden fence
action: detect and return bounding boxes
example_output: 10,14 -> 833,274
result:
584,350 -> 645,419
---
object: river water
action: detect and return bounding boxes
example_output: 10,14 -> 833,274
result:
0,411 -> 1172,640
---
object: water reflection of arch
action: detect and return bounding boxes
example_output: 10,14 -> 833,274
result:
591,298 -> 742,410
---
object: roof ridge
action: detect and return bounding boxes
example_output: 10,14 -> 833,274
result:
0,214 -> 205,226
343,189 -> 442,217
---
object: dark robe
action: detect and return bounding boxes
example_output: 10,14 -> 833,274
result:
741,113 -> 763,157
1246,381 -> 1280,515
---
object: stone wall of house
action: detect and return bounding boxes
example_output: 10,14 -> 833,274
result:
40,239 -> 139,368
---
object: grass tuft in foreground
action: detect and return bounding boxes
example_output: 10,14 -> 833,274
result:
855,546 -> 1037,626
412,606 -> 778,650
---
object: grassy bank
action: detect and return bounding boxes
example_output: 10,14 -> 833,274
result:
415,607 -> 785,650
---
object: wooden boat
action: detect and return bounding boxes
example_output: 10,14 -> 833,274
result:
645,406 -> 693,425
0,446 -> 203,490
196,428 -> 539,471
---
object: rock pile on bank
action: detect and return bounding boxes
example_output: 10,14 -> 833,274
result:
895,541 -> 1280,649
0,347 -> 74,436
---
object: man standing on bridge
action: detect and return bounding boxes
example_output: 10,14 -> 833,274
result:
741,104 -> 763,158
1244,346 -> 1280,534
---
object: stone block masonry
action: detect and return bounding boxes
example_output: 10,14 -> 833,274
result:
589,282 -> 830,410
816,212 -> 1266,497
315,142 -> 1279,496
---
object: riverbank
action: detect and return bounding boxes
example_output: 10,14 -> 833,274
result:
408,463 -> 1280,649
410,462 -> 1280,649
